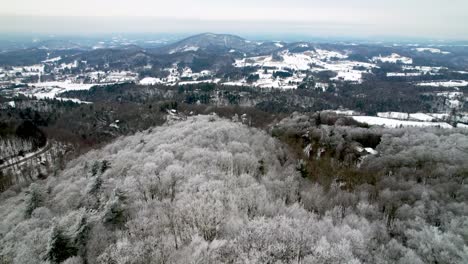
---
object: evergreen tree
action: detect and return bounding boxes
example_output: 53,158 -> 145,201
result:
47,226 -> 77,263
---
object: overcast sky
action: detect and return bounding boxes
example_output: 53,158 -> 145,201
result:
1,0 -> 467,39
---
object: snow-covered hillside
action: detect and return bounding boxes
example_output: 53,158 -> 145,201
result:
230,49 -> 376,88
372,53 -> 413,64
1,115 -> 467,263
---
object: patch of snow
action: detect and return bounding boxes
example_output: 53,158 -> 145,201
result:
387,72 -> 423,77
315,49 -> 348,60
352,116 -> 452,128
364,147 -> 378,155
435,91 -> 464,99
169,45 -> 199,54
42,56 -> 62,63
221,81 -> 248,87
29,81 -> 96,91
372,53 -> 413,64
323,109 -> 357,116
409,113 -> 435,122
331,70 -> 363,82
275,43 -> 284,48
139,77 -> 163,85
109,123 -> 120,129
417,80 -> 468,87
377,112 -> 409,120
428,113 -> 450,120
414,48 -> 450,54
178,79 -> 221,85
232,49 -> 377,87
314,82 -> 329,91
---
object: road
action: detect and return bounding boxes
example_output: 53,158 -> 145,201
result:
0,142 -> 50,171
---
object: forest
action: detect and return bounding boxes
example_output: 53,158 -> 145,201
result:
0,114 -> 467,263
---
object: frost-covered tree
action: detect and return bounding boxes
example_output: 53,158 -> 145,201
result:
0,115 -> 467,263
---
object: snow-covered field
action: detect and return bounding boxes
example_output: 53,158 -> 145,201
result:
377,112 -> 409,120
372,53 -> 413,64
413,48 -> 450,54
417,80 -> 468,87
16,81 -> 99,103
387,72 -> 423,77
138,66 -> 217,86
409,113 -> 436,122
232,49 -> 376,87
387,66 -> 446,77
178,79 -> 221,85
139,77 -> 164,85
323,109 -> 358,116
352,116 -> 452,128
234,51 -> 315,71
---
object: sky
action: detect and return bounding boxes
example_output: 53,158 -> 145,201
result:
1,0 -> 468,40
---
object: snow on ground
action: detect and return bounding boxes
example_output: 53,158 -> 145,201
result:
377,112 -> 437,122
387,72 -> 423,77
364,147 -> 378,155
139,77 -> 164,85
101,71 -> 137,83
233,49 -> 376,86
275,43 -> 284,48
169,45 -> 199,54
57,61 -> 79,70
372,53 -> 413,64
221,81 -> 248,87
178,79 -> 221,85
13,65 -> 44,73
436,91 -> 464,99
315,49 -> 348,60
331,70 -> 364,82
417,80 -> 468,87
387,66 -> 446,77
42,56 -> 62,63
222,70 -> 302,89
29,81 -> 96,91
352,116 -> 452,128
413,48 -> 450,54
234,51 -> 313,71
409,113 -> 436,122
447,99 -> 463,108
139,66 -> 217,86
377,112 -> 409,120
458,123 -> 468,128
16,81 -> 100,103
428,113 -> 450,120
315,82 -> 329,91
404,66 -> 447,72
323,109 -> 358,116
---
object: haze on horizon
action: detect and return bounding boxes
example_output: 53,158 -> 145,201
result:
1,0 -> 468,40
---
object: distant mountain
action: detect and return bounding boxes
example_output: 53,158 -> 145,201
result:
34,40 -> 86,50
155,33 -> 283,55
63,47 -> 159,68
